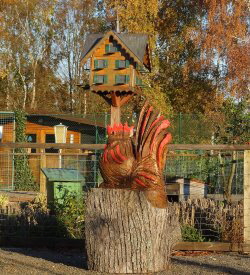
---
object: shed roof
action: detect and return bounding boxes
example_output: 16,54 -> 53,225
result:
41,168 -> 84,182
81,31 -> 150,69
27,114 -> 105,128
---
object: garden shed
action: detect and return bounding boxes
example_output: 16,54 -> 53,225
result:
166,177 -> 207,201
41,168 -> 85,204
0,112 -> 105,191
26,114 -> 106,149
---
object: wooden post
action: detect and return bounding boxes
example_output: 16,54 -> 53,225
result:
85,189 -> 180,273
110,105 -> 120,126
39,150 -> 46,193
244,150 -> 250,252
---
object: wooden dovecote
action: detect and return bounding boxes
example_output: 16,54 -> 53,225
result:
81,30 -> 151,109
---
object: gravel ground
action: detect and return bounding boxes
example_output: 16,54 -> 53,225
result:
0,248 -> 249,275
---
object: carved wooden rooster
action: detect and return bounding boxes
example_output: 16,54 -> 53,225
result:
99,102 -> 172,208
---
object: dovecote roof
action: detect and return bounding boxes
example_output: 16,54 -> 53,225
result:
81,31 -> 151,71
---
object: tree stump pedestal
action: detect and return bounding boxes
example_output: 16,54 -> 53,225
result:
85,189 -> 180,274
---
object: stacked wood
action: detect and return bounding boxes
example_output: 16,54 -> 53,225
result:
85,189 -> 180,274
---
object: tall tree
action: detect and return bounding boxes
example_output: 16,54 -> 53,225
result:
199,0 -> 250,99
215,98 -> 249,201
103,0 -> 158,36
157,0 -> 249,114
1,0 -> 248,116
157,0 -> 221,114
53,0 -> 98,114
1,0 -> 57,110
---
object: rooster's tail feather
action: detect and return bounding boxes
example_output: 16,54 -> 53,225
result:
135,101 -> 171,170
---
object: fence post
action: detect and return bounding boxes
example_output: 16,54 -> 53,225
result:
178,113 -> 182,143
244,150 -> 250,252
39,150 -> 46,193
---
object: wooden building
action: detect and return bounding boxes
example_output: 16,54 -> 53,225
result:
0,113 -> 105,147
0,112 -> 15,145
25,114 -> 105,149
0,113 -> 105,190
26,114 -> 105,192
81,30 -> 152,124
0,113 -> 15,190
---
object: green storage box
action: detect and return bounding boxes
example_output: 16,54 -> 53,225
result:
41,168 -> 85,204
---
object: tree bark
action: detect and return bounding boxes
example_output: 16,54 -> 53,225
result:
85,188 -> 180,274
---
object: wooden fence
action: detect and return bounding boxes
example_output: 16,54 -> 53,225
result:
1,142 -> 250,150
0,142 -> 249,251
0,198 -> 249,252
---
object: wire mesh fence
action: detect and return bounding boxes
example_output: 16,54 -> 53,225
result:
10,112 -> 229,145
0,110 -> 249,244
0,112 -> 15,143
74,112 -> 216,144
1,111 -> 248,146
0,146 -> 248,245
165,150 -> 244,196
0,112 -> 15,190
177,198 -> 243,243
164,149 -> 246,243
0,202 -> 75,239
13,151 -> 102,191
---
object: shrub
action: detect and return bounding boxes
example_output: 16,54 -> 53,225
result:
181,225 -> 205,242
53,191 -> 85,239
14,109 -> 37,191
0,194 -> 9,208
19,193 -> 85,239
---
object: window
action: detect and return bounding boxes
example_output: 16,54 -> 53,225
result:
136,63 -> 146,72
26,134 -> 37,153
81,132 -> 95,144
94,60 -> 108,69
46,134 -> 55,143
105,43 -> 117,54
45,134 -> 58,153
136,76 -> 143,86
115,60 -> 130,69
69,134 -> 74,144
93,75 -> 108,84
115,75 -> 130,84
